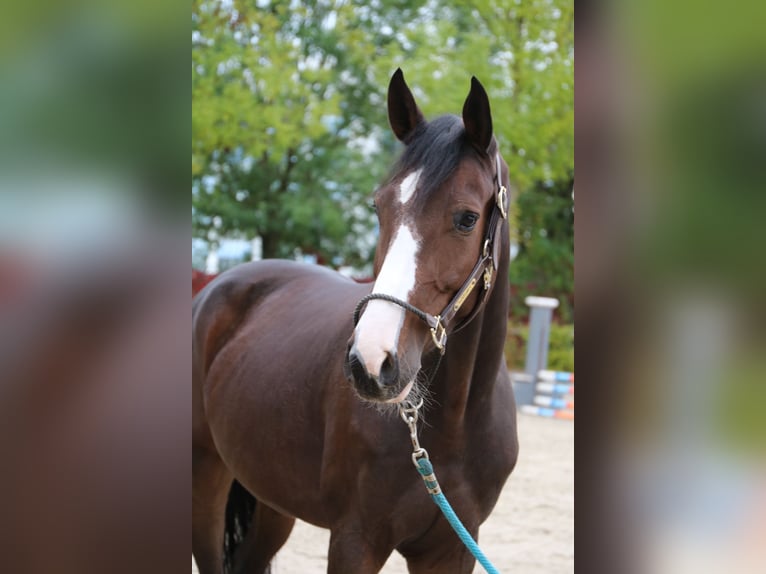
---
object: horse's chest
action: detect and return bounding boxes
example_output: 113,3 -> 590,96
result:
441,452 -> 509,508
424,430 -> 516,517
378,437 -> 512,521
358,454 -> 505,550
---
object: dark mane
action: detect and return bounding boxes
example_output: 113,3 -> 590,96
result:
389,115 -> 479,204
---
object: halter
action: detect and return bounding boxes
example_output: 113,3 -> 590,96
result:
353,153 -> 509,354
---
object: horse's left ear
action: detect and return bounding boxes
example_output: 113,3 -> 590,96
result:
462,77 -> 493,155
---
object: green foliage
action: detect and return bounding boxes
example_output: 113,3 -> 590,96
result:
192,0 -> 574,295
510,176 -> 574,322
504,323 -> 574,372
192,0 -> 389,262
547,323 -> 575,372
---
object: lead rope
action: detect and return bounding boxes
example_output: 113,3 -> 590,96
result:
399,400 -> 502,574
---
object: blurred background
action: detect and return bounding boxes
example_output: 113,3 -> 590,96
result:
0,3 -> 188,574
576,1 -> 766,573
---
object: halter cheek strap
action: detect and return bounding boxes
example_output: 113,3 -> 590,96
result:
437,153 -> 508,331
353,153 -> 509,354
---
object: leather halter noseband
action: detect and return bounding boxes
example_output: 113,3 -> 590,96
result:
352,153 -> 509,355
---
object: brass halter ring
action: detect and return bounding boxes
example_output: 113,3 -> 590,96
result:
429,316 -> 447,353
494,153 -> 508,219
497,185 -> 508,219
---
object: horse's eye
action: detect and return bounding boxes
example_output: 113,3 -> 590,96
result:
370,200 -> 378,215
453,211 -> 479,232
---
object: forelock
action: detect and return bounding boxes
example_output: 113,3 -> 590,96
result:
388,115 -> 482,206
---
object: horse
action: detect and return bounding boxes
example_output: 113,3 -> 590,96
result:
192,68 -> 518,574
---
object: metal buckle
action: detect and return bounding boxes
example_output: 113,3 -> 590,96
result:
497,185 -> 508,219
399,399 -> 430,467
430,315 -> 446,353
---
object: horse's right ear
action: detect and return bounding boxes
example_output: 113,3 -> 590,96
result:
387,68 -> 425,143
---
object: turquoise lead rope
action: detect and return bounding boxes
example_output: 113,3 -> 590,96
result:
399,401 -> 502,574
415,458 -> 501,574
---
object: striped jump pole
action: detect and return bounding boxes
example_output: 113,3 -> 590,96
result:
537,370 -> 574,383
535,382 -> 574,395
520,405 -> 574,420
533,395 -> 575,410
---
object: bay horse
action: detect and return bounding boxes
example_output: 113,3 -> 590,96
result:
192,69 -> 518,574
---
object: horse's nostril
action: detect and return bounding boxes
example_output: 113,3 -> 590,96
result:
379,351 -> 400,387
344,346 -> 364,379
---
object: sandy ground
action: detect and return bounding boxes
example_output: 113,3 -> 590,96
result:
193,413 -> 573,573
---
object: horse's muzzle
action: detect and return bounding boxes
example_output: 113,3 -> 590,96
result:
343,344 -> 403,401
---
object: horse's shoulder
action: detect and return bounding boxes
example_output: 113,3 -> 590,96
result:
192,263 -> 288,375
193,261 -> 360,363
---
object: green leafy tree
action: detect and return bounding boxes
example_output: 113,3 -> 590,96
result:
510,175 -> 574,322
192,0 -> 390,263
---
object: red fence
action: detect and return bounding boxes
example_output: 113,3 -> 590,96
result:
192,269 -> 216,297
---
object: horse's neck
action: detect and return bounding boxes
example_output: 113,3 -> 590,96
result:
429,245 -> 510,430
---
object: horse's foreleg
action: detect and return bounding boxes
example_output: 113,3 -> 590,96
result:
400,520 -> 479,574
327,528 -> 390,574
192,448 -> 233,574
404,547 -> 476,574
231,502 -> 295,574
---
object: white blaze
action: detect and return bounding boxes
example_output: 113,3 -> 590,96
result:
353,224 -> 420,377
353,170 -> 422,377
399,169 -> 421,204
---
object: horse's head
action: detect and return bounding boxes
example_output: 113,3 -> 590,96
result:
344,69 -> 509,404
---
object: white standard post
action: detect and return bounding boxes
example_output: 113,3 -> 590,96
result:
205,250 -> 219,275
251,236 -> 262,261
517,296 -> 559,407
